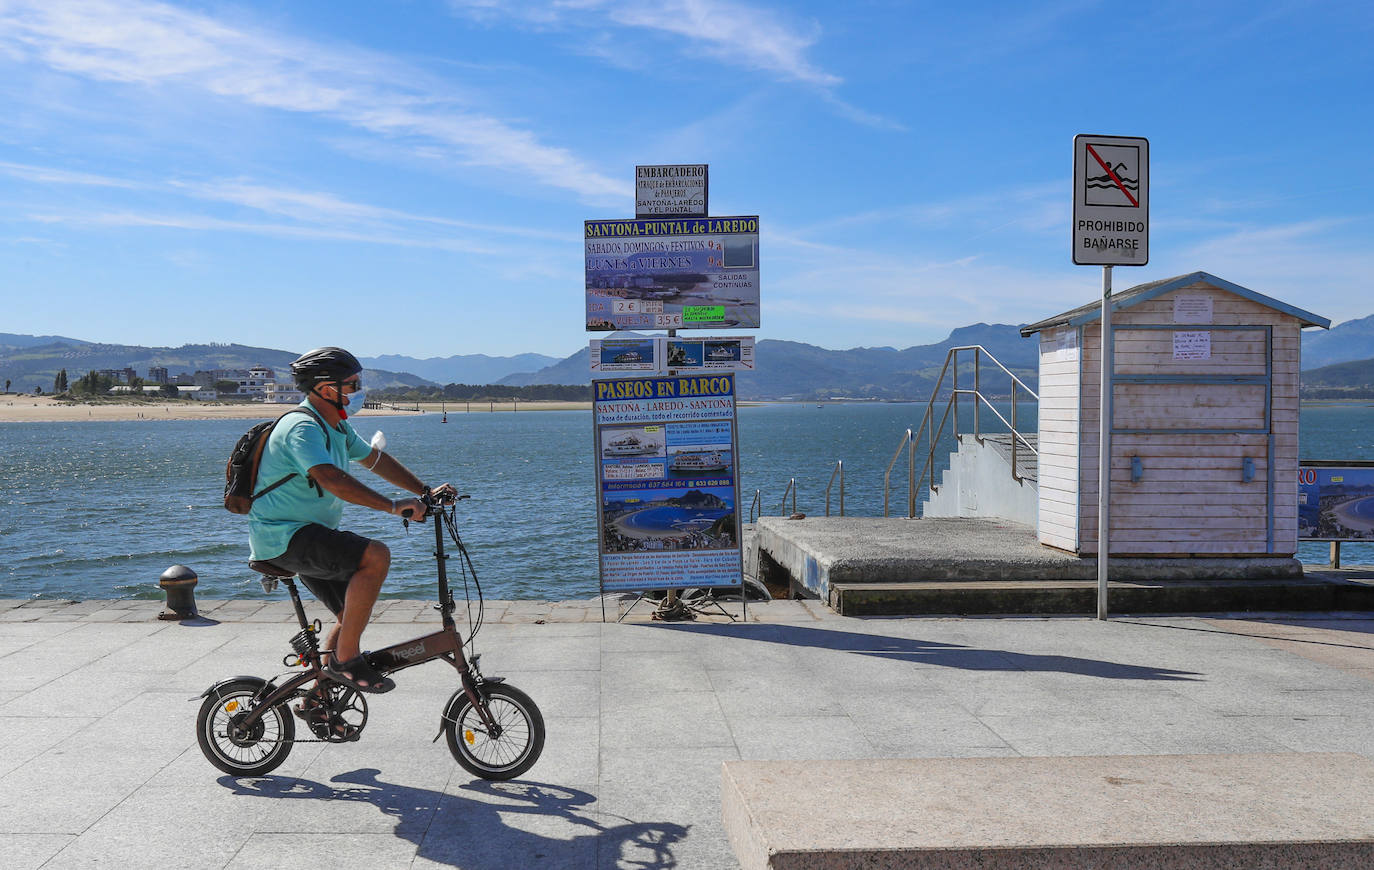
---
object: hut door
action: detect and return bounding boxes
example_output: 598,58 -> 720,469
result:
1107,325 -> 1273,556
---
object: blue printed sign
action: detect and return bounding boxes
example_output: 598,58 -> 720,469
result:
1298,461 -> 1374,541
593,374 -> 743,592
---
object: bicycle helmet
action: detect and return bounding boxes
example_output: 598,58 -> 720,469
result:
291,346 -> 362,391
292,347 -> 363,417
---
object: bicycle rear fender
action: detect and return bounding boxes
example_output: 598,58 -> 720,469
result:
195,675 -> 273,701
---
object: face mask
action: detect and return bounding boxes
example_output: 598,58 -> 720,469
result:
344,386 -> 366,418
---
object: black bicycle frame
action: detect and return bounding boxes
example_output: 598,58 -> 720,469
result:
235,505 -> 497,735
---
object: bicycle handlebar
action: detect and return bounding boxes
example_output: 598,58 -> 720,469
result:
401,489 -> 469,520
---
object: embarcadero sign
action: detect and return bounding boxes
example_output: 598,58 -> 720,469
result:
1072,135 -> 1149,266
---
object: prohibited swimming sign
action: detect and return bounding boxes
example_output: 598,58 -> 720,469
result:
1073,134 -> 1148,266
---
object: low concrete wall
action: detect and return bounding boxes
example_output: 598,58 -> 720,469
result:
922,435 -> 1037,525
723,753 -> 1374,869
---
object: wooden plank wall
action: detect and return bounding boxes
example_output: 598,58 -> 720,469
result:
1037,327 -> 1080,550
1073,282 -> 1301,556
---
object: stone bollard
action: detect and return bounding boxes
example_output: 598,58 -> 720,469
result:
158,565 -> 199,620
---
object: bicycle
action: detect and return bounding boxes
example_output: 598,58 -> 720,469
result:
195,490 -> 545,780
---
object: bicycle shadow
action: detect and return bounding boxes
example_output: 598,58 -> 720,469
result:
654,622 -> 1201,680
223,768 -> 687,868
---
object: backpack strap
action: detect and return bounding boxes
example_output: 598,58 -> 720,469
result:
251,407 -> 334,502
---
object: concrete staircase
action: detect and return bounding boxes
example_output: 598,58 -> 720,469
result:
920,432 -> 1038,527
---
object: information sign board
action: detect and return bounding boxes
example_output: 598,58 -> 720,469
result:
635,164 -> 708,218
1072,134 -> 1149,265
585,217 -> 760,331
593,374 -> 743,593
590,336 -> 755,374
1298,461 -> 1374,541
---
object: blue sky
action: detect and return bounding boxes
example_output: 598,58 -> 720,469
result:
1,0 -> 1370,359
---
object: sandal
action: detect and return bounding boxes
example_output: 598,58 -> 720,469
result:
324,653 -> 395,694
293,689 -> 328,722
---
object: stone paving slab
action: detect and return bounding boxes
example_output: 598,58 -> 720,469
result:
1,600 -> 1372,869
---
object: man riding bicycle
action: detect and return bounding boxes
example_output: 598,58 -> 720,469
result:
248,346 -> 452,694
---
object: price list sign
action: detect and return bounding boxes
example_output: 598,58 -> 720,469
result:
585,217 -> 760,331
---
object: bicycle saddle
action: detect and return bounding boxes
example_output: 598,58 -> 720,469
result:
248,559 -> 295,579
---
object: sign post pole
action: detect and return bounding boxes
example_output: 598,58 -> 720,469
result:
1072,133 -> 1148,621
1098,264 -> 1112,620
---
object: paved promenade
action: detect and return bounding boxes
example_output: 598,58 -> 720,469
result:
2,596 -> 1372,869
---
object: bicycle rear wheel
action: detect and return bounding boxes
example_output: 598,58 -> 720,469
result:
197,679 -> 295,776
443,683 -> 545,780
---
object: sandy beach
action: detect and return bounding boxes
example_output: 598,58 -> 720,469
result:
0,395 -> 591,423
1332,496 -> 1374,535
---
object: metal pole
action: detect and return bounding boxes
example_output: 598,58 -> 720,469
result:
973,347 -> 981,441
952,349 -> 960,438
908,431 -> 916,518
1011,387 -> 1018,478
1098,265 -> 1112,620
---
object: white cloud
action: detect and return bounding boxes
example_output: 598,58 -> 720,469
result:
0,159 -> 142,188
448,0 -> 843,88
1167,218 -> 1374,322
0,0 -> 627,201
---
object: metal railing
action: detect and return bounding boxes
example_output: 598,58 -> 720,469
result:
883,345 -> 1039,517
778,478 -> 797,516
748,489 -> 762,523
825,460 -> 844,516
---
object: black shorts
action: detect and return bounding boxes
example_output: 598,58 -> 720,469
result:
274,524 -> 371,617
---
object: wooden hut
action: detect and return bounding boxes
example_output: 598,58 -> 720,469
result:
1020,271 -> 1329,557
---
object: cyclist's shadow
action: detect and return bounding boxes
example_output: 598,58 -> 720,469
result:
224,768 -> 686,869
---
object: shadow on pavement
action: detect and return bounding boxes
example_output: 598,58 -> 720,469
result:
224,768 -> 687,868
654,623 -> 1202,680
1128,617 -> 1374,646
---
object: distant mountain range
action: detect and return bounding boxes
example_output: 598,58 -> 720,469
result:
0,336 -> 556,393
3,312 -> 1373,401
1300,313 -> 1374,369
363,352 -> 560,385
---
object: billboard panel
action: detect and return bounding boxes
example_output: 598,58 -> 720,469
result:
593,374 -> 743,593
585,217 -> 760,331
1298,461 -> 1374,541
591,336 -> 754,374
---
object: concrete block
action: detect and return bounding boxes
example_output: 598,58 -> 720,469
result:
722,753 -> 1374,869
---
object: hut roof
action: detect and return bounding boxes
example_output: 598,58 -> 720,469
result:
1019,271 -> 1331,337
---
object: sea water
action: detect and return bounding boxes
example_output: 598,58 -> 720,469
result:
1,401 -> 1371,601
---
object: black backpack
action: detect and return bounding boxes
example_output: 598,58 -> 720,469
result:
224,408 -> 329,514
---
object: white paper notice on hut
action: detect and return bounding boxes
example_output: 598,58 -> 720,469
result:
1173,330 -> 1211,360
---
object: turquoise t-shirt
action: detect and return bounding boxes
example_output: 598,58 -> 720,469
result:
248,402 -> 372,560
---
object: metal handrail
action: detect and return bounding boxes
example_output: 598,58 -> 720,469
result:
882,428 -> 913,517
779,478 -> 796,516
748,489 -> 761,523
882,345 -> 1039,517
824,460 -> 844,516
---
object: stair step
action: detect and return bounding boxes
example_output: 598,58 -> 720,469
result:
829,577 -> 1374,616
972,432 -> 1038,482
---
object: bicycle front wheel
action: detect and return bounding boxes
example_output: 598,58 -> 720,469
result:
197,679 -> 295,776
443,683 -> 545,781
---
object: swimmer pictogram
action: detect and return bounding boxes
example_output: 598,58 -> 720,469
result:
1083,143 -> 1140,207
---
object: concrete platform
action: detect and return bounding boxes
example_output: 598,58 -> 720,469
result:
722,753 -> 1374,869
752,517 -> 1373,615
3,598 -> 1374,868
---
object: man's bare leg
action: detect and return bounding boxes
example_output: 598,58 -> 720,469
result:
333,540 -> 390,662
